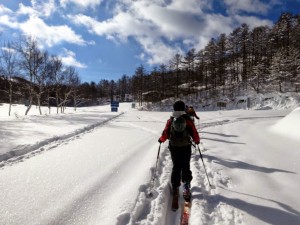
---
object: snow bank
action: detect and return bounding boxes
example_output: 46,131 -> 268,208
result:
270,107 -> 300,141
250,92 -> 300,110
146,92 -> 300,112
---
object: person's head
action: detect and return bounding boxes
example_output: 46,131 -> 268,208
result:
173,100 -> 185,111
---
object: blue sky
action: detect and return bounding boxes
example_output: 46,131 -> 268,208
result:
0,0 -> 299,82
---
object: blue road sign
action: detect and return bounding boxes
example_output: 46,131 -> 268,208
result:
111,101 -> 119,107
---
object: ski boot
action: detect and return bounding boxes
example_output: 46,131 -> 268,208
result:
183,182 -> 191,202
171,187 -> 179,211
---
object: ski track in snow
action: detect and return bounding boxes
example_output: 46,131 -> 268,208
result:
0,113 -> 124,168
120,118 -> 245,225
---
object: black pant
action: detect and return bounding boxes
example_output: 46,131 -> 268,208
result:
169,145 -> 192,188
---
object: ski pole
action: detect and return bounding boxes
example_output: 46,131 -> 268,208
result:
197,144 -> 215,189
148,143 -> 161,197
190,142 -> 197,154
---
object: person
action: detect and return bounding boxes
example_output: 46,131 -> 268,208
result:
184,104 -> 189,114
158,100 -> 200,208
187,105 -> 199,122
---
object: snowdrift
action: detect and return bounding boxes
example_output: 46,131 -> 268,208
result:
270,107 -> 300,141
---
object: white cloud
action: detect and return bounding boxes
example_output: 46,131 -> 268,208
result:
0,4 -> 13,14
60,48 -> 87,68
31,0 -> 56,17
17,3 -> 37,16
18,16 -> 87,47
167,0 -> 211,14
128,3 -> 203,39
0,15 -> 17,28
224,0 -> 278,15
17,0 -> 56,18
0,5 -> 17,29
67,0 -> 234,65
0,2 -> 93,52
68,12 -> 155,43
137,36 -> 183,65
234,15 -> 273,28
60,0 -> 103,9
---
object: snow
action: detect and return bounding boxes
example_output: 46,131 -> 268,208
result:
0,100 -> 300,225
270,107 -> 300,141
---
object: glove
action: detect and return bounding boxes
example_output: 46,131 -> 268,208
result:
195,141 -> 200,145
158,138 -> 162,143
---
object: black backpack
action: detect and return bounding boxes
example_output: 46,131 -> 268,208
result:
169,116 -> 191,147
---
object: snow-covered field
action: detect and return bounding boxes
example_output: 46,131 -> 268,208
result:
0,102 -> 300,225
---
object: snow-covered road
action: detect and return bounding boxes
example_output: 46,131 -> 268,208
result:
1,104 -> 300,225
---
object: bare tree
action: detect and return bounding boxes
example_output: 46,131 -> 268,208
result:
216,34 -> 227,89
169,53 -> 182,98
35,51 -> 52,115
97,79 -> 110,102
204,38 -> 218,90
60,66 -> 79,113
159,64 -> 167,99
70,71 -> 81,111
118,74 -> 130,101
17,37 -> 44,115
135,65 -> 146,106
48,55 -> 64,114
182,49 -> 196,85
0,42 -> 20,116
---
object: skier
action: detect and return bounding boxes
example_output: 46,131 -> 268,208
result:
187,105 -> 199,122
184,104 -> 189,114
158,100 -> 200,210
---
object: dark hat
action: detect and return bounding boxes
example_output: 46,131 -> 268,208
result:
173,100 -> 185,111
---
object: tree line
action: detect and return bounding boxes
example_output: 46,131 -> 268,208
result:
130,12 -> 300,105
0,37 -> 82,116
1,12 -> 300,115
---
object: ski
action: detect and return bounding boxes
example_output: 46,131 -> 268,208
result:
181,201 -> 191,225
181,184 -> 191,225
169,183 -> 192,225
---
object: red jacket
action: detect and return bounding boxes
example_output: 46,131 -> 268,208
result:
159,114 -> 200,144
